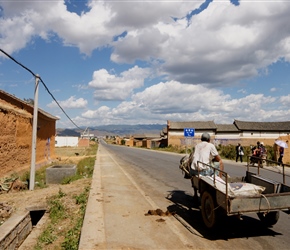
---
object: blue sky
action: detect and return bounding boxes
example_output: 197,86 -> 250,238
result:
0,0 -> 290,128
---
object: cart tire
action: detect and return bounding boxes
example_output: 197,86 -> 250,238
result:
257,211 -> 280,227
201,191 -> 218,229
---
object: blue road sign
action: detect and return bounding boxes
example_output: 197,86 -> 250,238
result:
184,128 -> 195,137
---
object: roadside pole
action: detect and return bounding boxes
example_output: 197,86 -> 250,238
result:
29,75 -> 40,191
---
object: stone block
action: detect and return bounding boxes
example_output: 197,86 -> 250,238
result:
46,164 -> 77,184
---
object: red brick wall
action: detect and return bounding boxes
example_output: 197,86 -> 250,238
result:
78,138 -> 89,147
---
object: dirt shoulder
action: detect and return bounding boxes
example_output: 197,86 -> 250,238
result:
0,146 -> 96,249
1,178 -> 91,216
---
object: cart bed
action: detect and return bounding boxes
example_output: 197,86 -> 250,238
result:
192,170 -> 290,216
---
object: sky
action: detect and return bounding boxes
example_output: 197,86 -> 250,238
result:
0,0 -> 290,129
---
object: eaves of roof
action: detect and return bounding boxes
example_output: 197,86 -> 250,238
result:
216,124 -> 239,132
168,120 -> 216,130
234,119 -> 290,131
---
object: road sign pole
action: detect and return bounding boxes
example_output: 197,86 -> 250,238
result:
184,128 -> 195,155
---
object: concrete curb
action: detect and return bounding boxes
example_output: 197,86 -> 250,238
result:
78,145 -> 106,250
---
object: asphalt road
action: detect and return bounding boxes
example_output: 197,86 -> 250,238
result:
95,141 -> 290,249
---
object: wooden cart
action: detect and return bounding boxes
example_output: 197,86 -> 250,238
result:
185,160 -> 290,229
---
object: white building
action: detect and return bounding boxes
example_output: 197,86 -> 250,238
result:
55,136 -> 79,147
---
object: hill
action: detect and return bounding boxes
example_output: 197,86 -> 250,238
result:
56,124 -> 166,137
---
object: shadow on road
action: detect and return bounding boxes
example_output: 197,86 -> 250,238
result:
166,190 -> 281,240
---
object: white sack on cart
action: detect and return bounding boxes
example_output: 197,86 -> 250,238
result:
201,176 -> 266,197
228,182 -> 265,197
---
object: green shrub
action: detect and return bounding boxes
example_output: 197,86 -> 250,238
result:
36,224 -> 57,246
218,144 -> 236,160
61,156 -> 95,184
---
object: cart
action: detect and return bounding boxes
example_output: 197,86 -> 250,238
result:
180,158 -> 290,229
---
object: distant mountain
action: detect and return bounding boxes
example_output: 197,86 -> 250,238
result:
56,124 -> 166,137
56,128 -> 81,136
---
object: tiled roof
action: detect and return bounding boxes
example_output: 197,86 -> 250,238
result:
234,120 -> 290,131
216,124 -> 239,132
168,120 -> 216,130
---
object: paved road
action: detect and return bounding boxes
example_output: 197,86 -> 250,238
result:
79,142 -> 290,250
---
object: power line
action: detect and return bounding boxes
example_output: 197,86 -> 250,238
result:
0,48 -> 83,131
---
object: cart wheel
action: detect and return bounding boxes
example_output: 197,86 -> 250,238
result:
257,211 -> 280,227
201,191 -> 218,229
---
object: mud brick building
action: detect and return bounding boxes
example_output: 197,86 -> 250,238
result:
0,90 -> 58,176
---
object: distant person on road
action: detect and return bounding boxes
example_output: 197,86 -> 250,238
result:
235,143 -> 244,163
260,142 -> 267,164
250,141 -> 261,164
278,146 -> 284,166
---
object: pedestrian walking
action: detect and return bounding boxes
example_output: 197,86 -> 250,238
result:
278,146 -> 284,166
236,143 -> 244,163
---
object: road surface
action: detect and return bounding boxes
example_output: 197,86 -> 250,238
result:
81,141 -> 290,249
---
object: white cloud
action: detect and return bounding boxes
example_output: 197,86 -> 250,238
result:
88,66 -> 151,101
47,96 -> 87,109
2,1 -> 290,127
111,2 -> 290,85
0,1 -> 116,55
78,80 -> 287,125
1,1 -> 290,85
280,95 -> 290,106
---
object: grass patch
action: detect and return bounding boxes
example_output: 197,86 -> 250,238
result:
17,143 -> 98,188
48,189 -> 67,223
34,186 -> 90,250
20,166 -> 48,189
55,143 -> 98,158
61,156 -> 95,184
61,187 -> 90,250
35,224 -> 57,247
30,143 -> 97,249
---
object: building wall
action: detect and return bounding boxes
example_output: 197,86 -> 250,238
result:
167,130 -> 216,147
0,100 -> 57,176
134,140 -> 142,147
36,113 -> 57,163
115,136 -> 122,145
78,138 -> 90,147
125,137 -> 134,147
167,127 -> 290,163
0,108 -> 32,176
241,131 -> 284,138
55,136 -> 79,147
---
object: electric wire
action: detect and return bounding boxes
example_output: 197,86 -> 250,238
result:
0,48 -> 83,131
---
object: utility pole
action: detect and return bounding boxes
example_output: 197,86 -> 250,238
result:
29,74 -> 40,191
